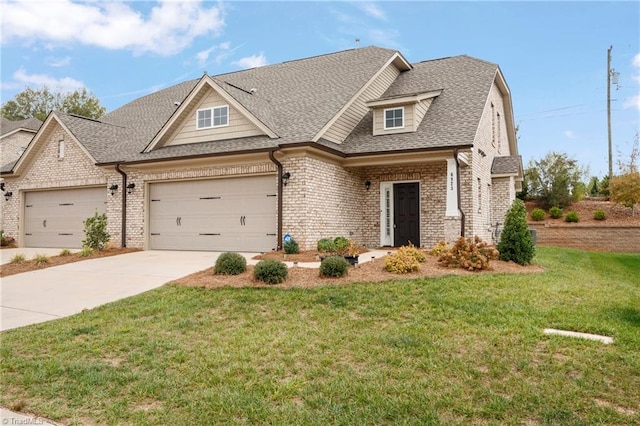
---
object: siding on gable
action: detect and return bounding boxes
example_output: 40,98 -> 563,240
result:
166,88 -> 264,146
323,64 -> 401,144
372,104 -> 416,135
414,98 -> 433,127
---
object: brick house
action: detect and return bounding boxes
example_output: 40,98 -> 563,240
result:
0,46 -> 522,251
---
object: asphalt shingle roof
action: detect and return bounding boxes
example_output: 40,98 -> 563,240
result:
3,46 -> 505,170
491,155 -> 522,175
0,117 -> 42,136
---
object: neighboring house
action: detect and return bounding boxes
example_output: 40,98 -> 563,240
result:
0,117 -> 42,169
0,46 -> 522,251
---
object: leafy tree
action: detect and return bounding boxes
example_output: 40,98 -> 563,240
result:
522,151 -> 587,209
497,199 -> 535,265
1,86 -> 106,121
82,211 -> 110,250
587,176 -> 600,196
610,133 -> 640,216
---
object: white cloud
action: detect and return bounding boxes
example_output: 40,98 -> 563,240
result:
12,67 -> 85,93
45,56 -> 71,67
359,2 -> 386,20
632,53 -> 640,68
232,53 -> 268,69
196,41 -> 236,67
623,95 -> 640,110
1,0 -> 225,56
564,130 -> 576,139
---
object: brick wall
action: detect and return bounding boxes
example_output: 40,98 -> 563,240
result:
1,131 -> 33,165
528,223 -> 640,253
1,124 -> 118,246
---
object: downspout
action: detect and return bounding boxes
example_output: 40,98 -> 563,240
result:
115,164 -> 127,248
453,149 -> 466,237
268,150 -> 283,250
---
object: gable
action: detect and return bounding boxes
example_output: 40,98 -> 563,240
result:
164,86 -> 265,147
10,119 -> 101,182
0,130 -> 34,167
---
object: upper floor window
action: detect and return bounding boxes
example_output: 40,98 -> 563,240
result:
58,139 -> 65,159
384,107 -> 404,129
196,105 -> 229,129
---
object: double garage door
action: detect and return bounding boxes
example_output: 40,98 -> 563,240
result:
149,175 -> 277,252
24,187 -> 106,248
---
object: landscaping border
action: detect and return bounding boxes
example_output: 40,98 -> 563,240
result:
528,223 -> 640,253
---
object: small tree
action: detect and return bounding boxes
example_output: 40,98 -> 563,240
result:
82,211 -> 110,250
610,133 -> 640,216
497,199 -> 535,265
523,151 -> 587,208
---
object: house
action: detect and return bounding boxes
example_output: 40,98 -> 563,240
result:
0,46 -> 522,252
0,117 -> 42,169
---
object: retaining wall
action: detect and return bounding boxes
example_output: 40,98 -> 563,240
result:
528,223 -> 640,253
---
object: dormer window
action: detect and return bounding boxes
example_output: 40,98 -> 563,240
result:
196,105 -> 229,129
384,107 -> 404,130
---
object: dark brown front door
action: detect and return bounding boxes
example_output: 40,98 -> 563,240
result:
393,182 -> 420,247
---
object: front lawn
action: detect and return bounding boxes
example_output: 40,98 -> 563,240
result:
1,247 -> 638,425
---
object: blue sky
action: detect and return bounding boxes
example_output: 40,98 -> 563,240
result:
1,1 -> 639,178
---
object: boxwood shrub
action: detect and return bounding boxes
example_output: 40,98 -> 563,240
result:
549,206 -> 563,219
320,256 -> 350,278
531,208 -> 545,221
593,209 -> 606,220
254,259 -> 288,284
565,211 -> 579,223
284,237 -> 299,254
214,252 -> 247,275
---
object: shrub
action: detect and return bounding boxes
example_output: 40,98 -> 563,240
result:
214,252 -> 247,275
284,237 -> 299,254
78,247 -> 94,257
317,238 -> 335,253
82,211 -> 110,250
565,211 -> 579,223
397,243 -> 427,263
531,208 -> 545,221
34,254 -> 50,266
384,250 -> 420,274
1,230 -> 15,247
59,249 -> 72,256
549,206 -> 563,219
253,259 -> 288,284
593,209 -> 607,220
10,254 -> 26,264
428,241 -> 450,257
333,236 -> 349,255
497,199 -> 535,266
320,256 -> 350,278
439,236 -> 499,271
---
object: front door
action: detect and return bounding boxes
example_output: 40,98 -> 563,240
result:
393,182 -> 420,247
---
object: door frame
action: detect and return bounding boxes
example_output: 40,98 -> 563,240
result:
379,180 -> 421,247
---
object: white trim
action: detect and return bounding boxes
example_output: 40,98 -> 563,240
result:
446,158 -> 460,217
378,179 -> 421,247
366,90 -> 441,108
383,106 -> 404,130
196,105 -> 229,130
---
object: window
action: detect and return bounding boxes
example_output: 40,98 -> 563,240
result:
196,105 -> 229,129
384,107 -> 404,129
497,112 -> 501,153
58,139 -> 65,159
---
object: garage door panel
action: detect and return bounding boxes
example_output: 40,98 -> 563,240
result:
24,187 -> 106,248
149,176 -> 277,252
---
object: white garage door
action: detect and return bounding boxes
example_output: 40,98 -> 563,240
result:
149,175 -> 277,252
24,187 -> 107,248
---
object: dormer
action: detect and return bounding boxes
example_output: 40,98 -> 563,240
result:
366,90 -> 441,136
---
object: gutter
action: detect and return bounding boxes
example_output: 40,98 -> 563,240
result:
268,150 -> 283,250
453,149 -> 466,237
114,164 -> 127,248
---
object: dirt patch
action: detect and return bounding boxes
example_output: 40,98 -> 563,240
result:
526,200 -> 639,225
0,247 -> 140,277
175,255 -> 544,289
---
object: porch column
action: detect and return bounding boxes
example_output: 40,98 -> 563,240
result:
446,158 -> 459,217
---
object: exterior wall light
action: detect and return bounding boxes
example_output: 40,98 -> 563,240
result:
126,182 -> 136,194
109,184 -> 119,196
365,180 -> 371,191
4,191 -> 13,201
281,172 -> 291,186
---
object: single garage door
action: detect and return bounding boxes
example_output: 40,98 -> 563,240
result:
149,175 -> 277,252
24,187 -> 107,248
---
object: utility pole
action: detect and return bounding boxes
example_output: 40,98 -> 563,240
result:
607,45 -> 613,180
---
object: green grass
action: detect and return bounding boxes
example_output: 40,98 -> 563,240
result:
1,247 -> 639,425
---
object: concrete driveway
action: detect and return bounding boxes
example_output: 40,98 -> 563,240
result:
0,250 -> 230,331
